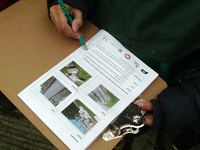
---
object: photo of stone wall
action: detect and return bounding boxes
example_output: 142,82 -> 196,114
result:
88,85 -> 119,111
40,76 -> 72,106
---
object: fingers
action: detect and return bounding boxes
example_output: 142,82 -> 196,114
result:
137,101 -> 153,111
136,101 -> 153,126
49,4 -> 83,39
144,113 -> 153,127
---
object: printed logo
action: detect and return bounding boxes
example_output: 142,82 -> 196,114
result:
125,54 -> 131,59
102,37 -> 108,42
141,69 -> 148,74
118,49 -> 123,53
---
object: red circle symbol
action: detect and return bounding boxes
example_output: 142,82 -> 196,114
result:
125,54 -> 131,59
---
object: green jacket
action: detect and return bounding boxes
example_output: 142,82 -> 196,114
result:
47,0 -> 200,134
90,0 -> 200,62
47,0 -> 200,80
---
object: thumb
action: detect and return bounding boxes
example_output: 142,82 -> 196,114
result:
72,11 -> 83,32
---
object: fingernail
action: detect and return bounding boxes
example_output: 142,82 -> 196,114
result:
74,34 -> 80,39
137,101 -> 143,108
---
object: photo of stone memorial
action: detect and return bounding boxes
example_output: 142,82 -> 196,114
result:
40,76 -> 72,107
62,99 -> 99,135
88,85 -> 120,111
60,61 -> 92,87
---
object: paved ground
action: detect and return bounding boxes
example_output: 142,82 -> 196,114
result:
0,105 -> 183,150
0,106 -> 57,150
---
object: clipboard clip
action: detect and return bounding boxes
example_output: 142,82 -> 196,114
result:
103,97 -> 146,141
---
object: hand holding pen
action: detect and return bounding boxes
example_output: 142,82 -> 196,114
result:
49,2 -> 87,49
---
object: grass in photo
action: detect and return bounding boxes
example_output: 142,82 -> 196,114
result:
60,61 -> 92,87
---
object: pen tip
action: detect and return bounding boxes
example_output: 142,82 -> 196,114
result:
83,45 -> 87,50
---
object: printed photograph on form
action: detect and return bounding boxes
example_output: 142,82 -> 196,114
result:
40,76 -> 72,107
88,84 -> 120,111
62,99 -> 99,135
60,61 -> 92,87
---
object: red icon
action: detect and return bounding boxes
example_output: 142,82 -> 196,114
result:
125,54 -> 131,59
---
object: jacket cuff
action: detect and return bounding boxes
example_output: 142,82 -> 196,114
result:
150,99 -> 165,131
47,0 -> 89,20
47,0 -> 58,20
63,0 -> 89,20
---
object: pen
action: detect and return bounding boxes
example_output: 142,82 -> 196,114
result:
57,0 -> 87,50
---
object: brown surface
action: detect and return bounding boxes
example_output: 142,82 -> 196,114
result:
0,0 -> 167,149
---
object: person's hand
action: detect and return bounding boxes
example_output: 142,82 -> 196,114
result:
49,4 -> 83,39
137,101 -> 153,127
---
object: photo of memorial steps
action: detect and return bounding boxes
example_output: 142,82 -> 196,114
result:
88,85 -> 119,111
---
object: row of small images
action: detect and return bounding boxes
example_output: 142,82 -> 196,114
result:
40,75 -> 120,110
39,76 -> 120,134
61,85 -> 120,135
39,60 -> 91,106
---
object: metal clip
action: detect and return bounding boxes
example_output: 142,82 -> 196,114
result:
103,115 -> 146,141
103,98 -> 146,141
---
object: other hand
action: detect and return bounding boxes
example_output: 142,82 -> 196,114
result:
50,4 -> 83,39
